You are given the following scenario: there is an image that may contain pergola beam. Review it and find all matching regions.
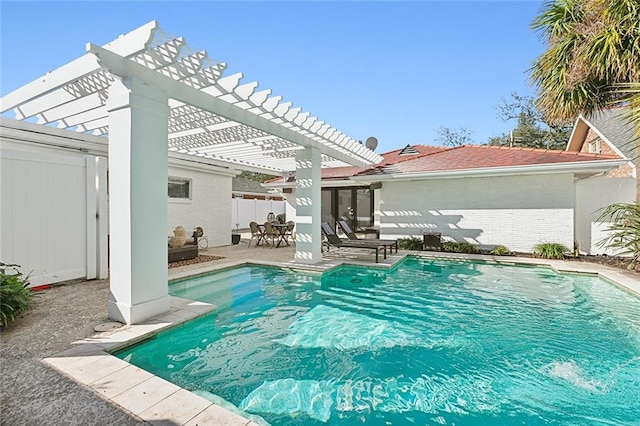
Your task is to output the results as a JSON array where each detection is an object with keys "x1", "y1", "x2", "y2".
[
  {"x1": 2, "y1": 22, "x2": 159, "y2": 115},
  {"x1": 87, "y1": 43, "x2": 378, "y2": 169},
  {"x1": 1, "y1": 55, "x2": 102, "y2": 115}
]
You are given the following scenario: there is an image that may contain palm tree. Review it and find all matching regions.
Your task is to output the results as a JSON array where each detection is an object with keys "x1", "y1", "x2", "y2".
[
  {"x1": 532, "y1": 1, "x2": 640, "y2": 264},
  {"x1": 530, "y1": 0, "x2": 640, "y2": 135}
]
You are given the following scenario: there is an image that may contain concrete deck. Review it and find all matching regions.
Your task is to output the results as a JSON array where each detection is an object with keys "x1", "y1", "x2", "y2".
[{"x1": 1, "y1": 239, "x2": 639, "y2": 425}]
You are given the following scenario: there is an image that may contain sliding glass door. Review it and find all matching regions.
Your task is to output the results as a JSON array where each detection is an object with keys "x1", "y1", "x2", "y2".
[{"x1": 320, "y1": 186, "x2": 373, "y2": 231}]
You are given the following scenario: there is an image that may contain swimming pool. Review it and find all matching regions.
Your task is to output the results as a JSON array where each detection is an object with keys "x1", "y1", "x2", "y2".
[{"x1": 116, "y1": 257, "x2": 640, "y2": 425}]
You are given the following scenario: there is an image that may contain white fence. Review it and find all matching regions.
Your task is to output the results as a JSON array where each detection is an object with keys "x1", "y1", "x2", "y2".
[
  {"x1": 1, "y1": 144, "x2": 108, "y2": 286},
  {"x1": 232, "y1": 198, "x2": 286, "y2": 229}
]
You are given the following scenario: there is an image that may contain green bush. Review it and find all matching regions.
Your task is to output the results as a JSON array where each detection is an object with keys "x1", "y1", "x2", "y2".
[
  {"x1": 397, "y1": 237, "x2": 423, "y2": 251},
  {"x1": 489, "y1": 245, "x2": 512, "y2": 256},
  {"x1": 441, "y1": 241, "x2": 481, "y2": 254},
  {"x1": 532, "y1": 243, "x2": 570, "y2": 259},
  {"x1": 1, "y1": 262, "x2": 34, "y2": 328},
  {"x1": 597, "y1": 202, "x2": 640, "y2": 268}
]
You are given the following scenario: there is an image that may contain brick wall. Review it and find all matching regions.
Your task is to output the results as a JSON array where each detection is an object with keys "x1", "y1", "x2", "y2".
[
  {"x1": 580, "y1": 129, "x2": 634, "y2": 178},
  {"x1": 378, "y1": 173, "x2": 575, "y2": 253}
]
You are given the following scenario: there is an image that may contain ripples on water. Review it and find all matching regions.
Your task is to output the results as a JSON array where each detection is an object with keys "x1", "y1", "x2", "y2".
[{"x1": 115, "y1": 258, "x2": 640, "y2": 425}]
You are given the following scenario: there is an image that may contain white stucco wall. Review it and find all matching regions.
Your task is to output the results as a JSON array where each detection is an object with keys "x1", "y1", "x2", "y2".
[
  {"x1": 575, "y1": 175, "x2": 635, "y2": 255},
  {"x1": 378, "y1": 173, "x2": 575, "y2": 253},
  {"x1": 168, "y1": 165, "x2": 232, "y2": 247},
  {"x1": 284, "y1": 189, "x2": 297, "y2": 223}
]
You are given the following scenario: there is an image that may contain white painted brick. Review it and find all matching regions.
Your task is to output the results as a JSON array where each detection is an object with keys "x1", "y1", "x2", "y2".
[
  {"x1": 168, "y1": 167, "x2": 232, "y2": 247},
  {"x1": 378, "y1": 174, "x2": 575, "y2": 253}
]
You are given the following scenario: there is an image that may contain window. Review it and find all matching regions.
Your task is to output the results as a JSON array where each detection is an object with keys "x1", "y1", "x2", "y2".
[
  {"x1": 588, "y1": 138, "x2": 602, "y2": 154},
  {"x1": 168, "y1": 177, "x2": 191, "y2": 199}
]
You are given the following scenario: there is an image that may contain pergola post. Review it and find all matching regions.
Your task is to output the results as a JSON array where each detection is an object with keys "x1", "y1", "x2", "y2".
[
  {"x1": 294, "y1": 146, "x2": 322, "y2": 263},
  {"x1": 106, "y1": 78, "x2": 170, "y2": 324}
]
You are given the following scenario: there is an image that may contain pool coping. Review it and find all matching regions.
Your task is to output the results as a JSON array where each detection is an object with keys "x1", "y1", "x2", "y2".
[{"x1": 42, "y1": 252, "x2": 640, "y2": 425}]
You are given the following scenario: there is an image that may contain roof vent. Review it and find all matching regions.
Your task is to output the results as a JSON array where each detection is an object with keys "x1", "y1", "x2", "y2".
[{"x1": 399, "y1": 145, "x2": 419, "y2": 155}]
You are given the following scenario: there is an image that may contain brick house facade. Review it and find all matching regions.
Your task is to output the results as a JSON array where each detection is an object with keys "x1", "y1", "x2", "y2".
[{"x1": 567, "y1": 108, "x2": 638, "y2": 200}]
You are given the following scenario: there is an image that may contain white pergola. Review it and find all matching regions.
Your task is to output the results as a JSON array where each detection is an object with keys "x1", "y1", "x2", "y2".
[{"x1": 0, "y1": 21, "x2": 382, "y2": 324}]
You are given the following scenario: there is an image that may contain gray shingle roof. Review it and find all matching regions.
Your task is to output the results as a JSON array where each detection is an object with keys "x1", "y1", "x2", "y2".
[
  {"x1": 587, "y1": 108, "x2": 638, "y2": 160},
  {"x1": 232, "y1": 177, "x2": 270, "y2": 194}
]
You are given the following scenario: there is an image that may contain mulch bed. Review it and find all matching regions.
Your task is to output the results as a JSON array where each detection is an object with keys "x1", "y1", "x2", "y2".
[
  {"x1": 565, "y1": 255, "x2": 639, "y2": 274},
  {"x1": 168, "y1": 254, "x2": 224, "y2": 268}
]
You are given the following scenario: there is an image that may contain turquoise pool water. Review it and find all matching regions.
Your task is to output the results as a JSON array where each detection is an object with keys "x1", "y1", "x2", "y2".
[{"x1": 116, "y1": 257, "x2": 640, "y2": 425}]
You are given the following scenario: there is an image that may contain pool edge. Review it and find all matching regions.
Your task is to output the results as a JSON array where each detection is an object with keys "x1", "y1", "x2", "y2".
[{"x1": 43, "y1": 252, "x2": 640, "y2": 426}]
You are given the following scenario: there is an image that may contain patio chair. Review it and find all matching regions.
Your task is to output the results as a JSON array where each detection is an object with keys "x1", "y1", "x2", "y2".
[
  {"x1": 321, "y1": 222, "x2": 387, "y2": 263},
  {"x1": 337, "y1": 220, "x2": 398, "y2": 254},
  {"x1": 263, "y1": 221, "x2": 280, "y2": 247},
  {"x1": 248, "y1": 221, "x2": 266, "y2": 247}
]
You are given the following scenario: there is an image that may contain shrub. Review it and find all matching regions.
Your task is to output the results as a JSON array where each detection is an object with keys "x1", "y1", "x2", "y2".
[
  {"x1": 489, "y1": 245, "x2": 512, "y2": 256},
  {"x1": 597, "y1": 202, "x2": 640, "y2": 268},
  {"x1": 441, "y1": 241, "x2": 481, "y2": 254},
  {"x1": 532, "y1": 243, "x2": 570, "y2": 259},
  {"x1": 398, "y1": 237, "x2": 422, "y2": 251},
  {"x1": 1, "y1": 263, "x2": 34, "y2": 328}
]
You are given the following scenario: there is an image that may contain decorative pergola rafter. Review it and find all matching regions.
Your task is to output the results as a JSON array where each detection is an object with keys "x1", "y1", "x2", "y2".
[{"x1": 0, "y1": 21, "x2": 381, "y2": 172}]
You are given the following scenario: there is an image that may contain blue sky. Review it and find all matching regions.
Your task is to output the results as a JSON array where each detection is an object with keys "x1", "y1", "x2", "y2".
[{"x1": 1, "y1": 1, "x2": 546, "y2": 154}]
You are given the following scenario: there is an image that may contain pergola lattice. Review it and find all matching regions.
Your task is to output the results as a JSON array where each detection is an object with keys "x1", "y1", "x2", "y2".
[{"x1": 0, "y1": 21, "x2": 382, "y2": 172}]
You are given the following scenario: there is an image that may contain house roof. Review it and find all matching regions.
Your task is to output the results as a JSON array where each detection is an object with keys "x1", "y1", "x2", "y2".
[
  {"x1": 319, "y1": 145, "x2": 447, "y2": 179},
  {"x1": 567, "y1": 108, "x2": 638, "y2": 160},
  {"x1": 359, "y1": 145, "x2": 621, "y2": 176},
  {"x1": 232, "y1": 177, "x2": 271, "y2": 194},
  {"x1": 264, "y1": 143, "x2": 621, "y2": 186},
  {"x1": 263, "y1": 144, "x2": 447, "y2": 183}
]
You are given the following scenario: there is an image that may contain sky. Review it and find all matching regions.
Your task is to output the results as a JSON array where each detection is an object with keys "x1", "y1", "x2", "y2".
[{"x1": 0, "y1": 1, "x2": 547, "y2": 154}]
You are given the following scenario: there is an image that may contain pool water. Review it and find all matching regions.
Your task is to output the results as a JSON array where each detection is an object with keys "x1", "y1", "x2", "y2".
[{"x1": 115, "y1": 257, "x2": 640, "y2": 425}]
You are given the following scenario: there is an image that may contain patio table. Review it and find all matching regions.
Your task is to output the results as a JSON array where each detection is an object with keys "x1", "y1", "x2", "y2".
[{"x1": 272, "y1": 223, "x2": 293, "y2": 247}]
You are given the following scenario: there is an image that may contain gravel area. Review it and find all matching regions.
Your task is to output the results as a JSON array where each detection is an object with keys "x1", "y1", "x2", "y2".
[{"x1": 0, "y1": 279, "x2": 146, "y2": 426}]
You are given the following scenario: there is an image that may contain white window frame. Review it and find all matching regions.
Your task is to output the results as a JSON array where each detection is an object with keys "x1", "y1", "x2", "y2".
[
  {"x1": 168, "y1": 177, "x2": 192, "y2": 203},
  {"x1": 588, "y1": 138, "x2": 602, "y2": 154}
]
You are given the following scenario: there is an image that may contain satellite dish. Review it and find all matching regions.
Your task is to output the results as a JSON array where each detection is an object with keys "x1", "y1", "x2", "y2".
[{"x1": 365, "y1": 136, "x2": 378, "y2": 151}]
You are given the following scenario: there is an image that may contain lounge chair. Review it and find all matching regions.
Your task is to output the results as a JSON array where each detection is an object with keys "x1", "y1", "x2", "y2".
[
  {"x1": 337, "y1": 220, "x2": 398, "y2": 254},
  {"x1": 321, "y1": 222, "x2": 387, "y2": 263}
]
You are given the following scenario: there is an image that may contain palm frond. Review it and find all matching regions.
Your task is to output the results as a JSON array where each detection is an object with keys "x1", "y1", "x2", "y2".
[{"x1": 597, "y1": 202, "x2": 640, "y2": 267}]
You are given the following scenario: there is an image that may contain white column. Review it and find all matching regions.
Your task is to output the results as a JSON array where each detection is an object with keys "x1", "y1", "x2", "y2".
[
  {"x1": 85, "y1": 156, "x2": 98, "y2": 280},
  {"x1": 106, "y1": 78, "x2": 170, "y2": 324},
  {"x1": 96, "y1": 156, "x2": 109, "y2": 279},
  {"x1": 84, "y1": 155, "x2": 109, "y2": 280},
  {"x1": 294, "y1": 147, "x2": 322, "y2": 263}
]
